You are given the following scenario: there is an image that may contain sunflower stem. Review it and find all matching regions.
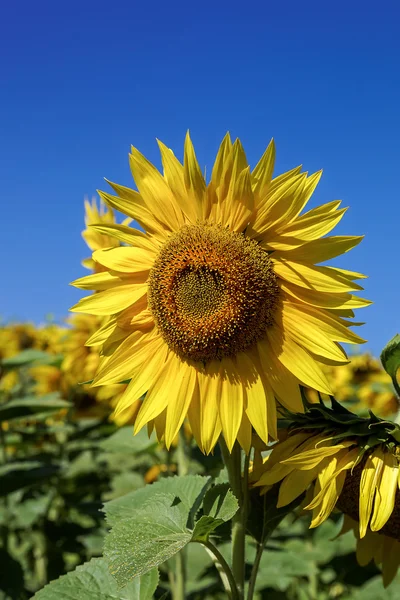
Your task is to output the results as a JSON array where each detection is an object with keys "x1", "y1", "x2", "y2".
[
  {"x1": 174, "y1": 550, "x2": 186, "y2": 600},
  {"x1": 219, "y1": 438, "x2": 247, "y2": 600},
  {"x1": 197, "y1": 539, "x2": 240, "y2": 600}
]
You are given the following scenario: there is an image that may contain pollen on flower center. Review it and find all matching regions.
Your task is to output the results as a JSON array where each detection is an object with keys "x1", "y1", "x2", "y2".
[{"x1": 148, "y1": 223, "x2": 280, "y2": 363}]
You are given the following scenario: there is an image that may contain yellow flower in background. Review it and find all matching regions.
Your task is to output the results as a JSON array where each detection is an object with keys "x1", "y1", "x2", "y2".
[
  {"x1": 81, "y1": 196, "x2": 126, "y2": 271},
  {"x1": 255, "y1": 399, "x2": 400, "y2": 586},
  {"x1": 70, "y1": 133, "x2": 369, "y2": 453},
  {"x1": 305, "y1": 353, "x2": 399, "y2": 417}
]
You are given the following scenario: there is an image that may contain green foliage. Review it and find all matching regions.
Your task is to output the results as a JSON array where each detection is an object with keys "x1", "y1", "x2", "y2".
[
  {"x1": 381, "y1": 333, "x2": 400, "y2": 395},
  {"x1": 2, "y1": 341, "x2": 400, "y2": 599},
  {"x1": 103, "y1": 476, "x2": 237, "y2": 586},
  {"x1": 0, "y1": 394, "x2": 72, "y2": 422},
  {"x1": 33, "y1": 558, "x2": 159, "y2": 599}
]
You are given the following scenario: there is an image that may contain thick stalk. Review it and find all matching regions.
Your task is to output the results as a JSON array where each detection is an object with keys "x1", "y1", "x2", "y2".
[{"x1": 219, "y1": 438, "x2": 247, "y2": 599}]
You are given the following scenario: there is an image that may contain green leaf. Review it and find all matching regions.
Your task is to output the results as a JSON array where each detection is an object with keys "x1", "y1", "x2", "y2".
[
  {"x1": 192, "y1": 484, "x2": 239, "y2": 542},
  {"x1": 381, "y1": 334, "x2": 400, "y2": 392},
  {"x1": 1, "y1": 349, "x2": 62, "y2": 371},
  {"x1": 103, "y1": 474, "x2": 211, "y2": 527},
  {"x1": 99, "y1": 427, "x2": 158, "y2": 455},
  {"x1": 0, "y1": 461, "x2": 59, "y2": 497},
  {"x1": 33, "y1": 558, "x2": 158, "y2": 599},
  {"x1": 351, "y1": 573, "x2": 400, "y2": 599},
  {"x1": 0, "y1": 394, "x2": 72, "y2": 422},
  {"x1": 255, "y1": 549, "x2": 317, "y2": 592},
  {"x1": 12, "y1": 492, "x2": 53, "y2": 527},
  {"x1": 104, "y1": 493, "x2": 192, "y2": 587},
  {"x1": 202, "y1": 483, "x2": 239, "y2": 521},
  {"x1": 247, "y1": 484, "x2": 305, "y2": 544}
]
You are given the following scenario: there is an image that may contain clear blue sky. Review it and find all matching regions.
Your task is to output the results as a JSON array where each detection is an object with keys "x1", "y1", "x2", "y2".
[{"x1": 1, "y1": 0, "x2": 399, "y2": 357}]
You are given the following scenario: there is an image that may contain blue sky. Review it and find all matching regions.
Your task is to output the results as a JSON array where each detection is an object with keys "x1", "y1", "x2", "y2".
[{"x1": 1, "y1": 0, "x2": 399, "y2": 356}]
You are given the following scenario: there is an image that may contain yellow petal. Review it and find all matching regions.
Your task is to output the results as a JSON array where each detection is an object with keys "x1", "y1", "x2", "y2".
[
  {"x1": 280, "y1": 280, "x2": 371, "y2": 311},
  {"x1": 370, "y1": 451, "x2": 398, "y2": 532},
  {"x1": 99, "y1": 187, "x2": 165, "y2": 236},
  {"x1": 134, "y1": 351, "x2": 181, "y2": 432},
  {"x1": 89, "y1": 223, "x2": 160, "y2": 253},
  {"x1": 310, "y1": 471, "x2": 346, "y2": 528},
  {"x1": 183, "y1": 131, "x2": 206, "y2": 218},
  {"x1": 359, "y1": 448, "x2": 385, "y2": 538},
  {"x1": 267, "y1": 326, "x2": 332, "y2": 395},
  {"x1": 255, "y1": 173, "x2": 307, "y2": 234},
  {"x1": 92, "y1": 329, "x2": 158, "y2": 387},
  {"x1": 281, "y1": 301, "x2": 366, "y2": 346},
  {"x1": 157, "y1": 139, "x2": 198, "y2": 223},
  {"x1": 113, "y1": 340, "x2": 168, "y2": 416},
  {"x1": 129, "y1": 145, "x2": 183, "y2": 230},
  {"x1": 272, "y1": 259, "x2": 364, "y2": 293},
  {"x1": 219, "y1": 358, "x2": 244, "y2": 452},
  {"x1": 251, "y1": 139, "x2": 275, "y2": 205},
  {"x1": 260, "y1": 203, "x2": 346, "y2": 250},
  {"x1": 236, "y1": 412, "x2": 253, "y2": 454},
  {"x1": 280, "y1": 302, "x2": 348, "y2": 364},
  {"x1": 257, "y1": 339, "x2": 303, "y2": 412},
  {"x1": 71, "y1": 271, "x2": 126, "y2": 291},
  {"x1": 188, "y1": 364, "x2": 222, "y2": 454},
  {"x1": 164, "y1": 360, "x2": 197, "y2": 448},
  {"x1": 237, "y1": 352, "x2": 269, "y2": 444},
  {"x1": 277, "y1": 235, "x2": 364, "y2": 263},
  {"x1": 277, "y1": 462, "x2": 325, "y2": 508},
  {"x1": 70, "y1": 284, "x2": 147, "y2": 316},
  {"x1": 93, "y1": 247, "x2": 154, "y2": 273}
]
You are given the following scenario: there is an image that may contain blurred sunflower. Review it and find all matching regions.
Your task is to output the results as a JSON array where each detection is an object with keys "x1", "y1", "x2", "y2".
[
  {"x1": 70, "y1": 133, "x2": 369, "y2": 453},
  {"x1": 255, "y1": 398, "x2": 400, "y2": 586},
  {"x1": 305, "y1": 352, "x2": 398, "y2": 417}
]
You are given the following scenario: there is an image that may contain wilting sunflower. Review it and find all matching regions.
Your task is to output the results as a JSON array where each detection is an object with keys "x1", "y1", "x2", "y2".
[
  {"x1": 255, "y1": 398, "x2": 400, "y2": 585},
  {"x1": 70, "y1": 133, "x2": 369, "y2": 453}
]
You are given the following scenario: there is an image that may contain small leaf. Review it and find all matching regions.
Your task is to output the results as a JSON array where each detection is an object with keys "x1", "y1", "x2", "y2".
[
  {"x1": 202, "y1": 483, "x2": 239, "y2": 521},
  {"x1": 381, "y1": 334, "x2": 400, "y2": 394},
  {"x1": 99, "y1": 427, "x2": 158, "y2": 455},
  {"x1": 104, "y1": 493, "x2": 192, "y2": 587},
  {"x1": 0, "y1": 394, "x2": 72, "y2": 422},
  {"x1": 192, "y1": 484, "x2": 239, "y2": 542},
  {"x1": 33, "y1": 557, "x2": 158, "y2": 599},
  {"x1": 0, "y1": 461, "x2": 60, "y2": 497}
]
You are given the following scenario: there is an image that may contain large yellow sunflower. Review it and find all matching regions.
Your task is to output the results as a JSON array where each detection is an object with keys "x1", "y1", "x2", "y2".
[
  {"x1": 254, "y1": 399, "x2": 400, "y2": 585},
  {"x1": 70, "y1": 133, "x2": 369, "y2": 453}
]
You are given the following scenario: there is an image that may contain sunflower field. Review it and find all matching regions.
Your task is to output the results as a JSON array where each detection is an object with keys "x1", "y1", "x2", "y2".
[{"x1": 1, "y1": 136, "x2": 400, "y2": 600}]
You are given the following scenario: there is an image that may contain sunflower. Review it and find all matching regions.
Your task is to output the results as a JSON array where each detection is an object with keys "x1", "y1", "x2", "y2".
[
  {"x1": 70, "y1": 133, "x2": 369, "y2": 453},
  {"x1": 255, "y1": 398, "x2": 400, "y2": 585}
]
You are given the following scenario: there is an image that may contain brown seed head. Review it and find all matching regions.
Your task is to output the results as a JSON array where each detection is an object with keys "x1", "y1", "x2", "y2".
[{"x1": 148, "y1": 223, "x2": 279, "y2": 363}]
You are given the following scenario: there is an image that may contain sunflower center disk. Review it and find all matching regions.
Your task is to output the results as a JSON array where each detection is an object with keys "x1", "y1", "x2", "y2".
[{"x1": 148, "y1": 223, "x2": 280, "y2": 363}]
